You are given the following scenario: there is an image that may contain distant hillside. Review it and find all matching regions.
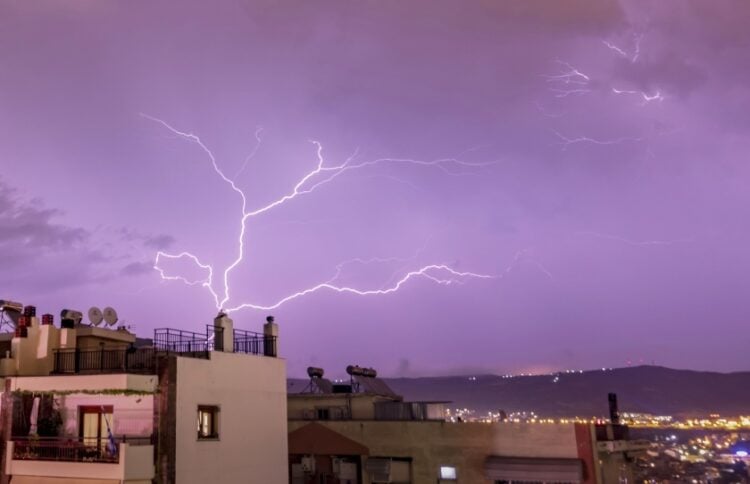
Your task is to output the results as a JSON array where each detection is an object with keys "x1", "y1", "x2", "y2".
[{"x1": 289, "y1": 366, "x2": 750, "y2": 418}]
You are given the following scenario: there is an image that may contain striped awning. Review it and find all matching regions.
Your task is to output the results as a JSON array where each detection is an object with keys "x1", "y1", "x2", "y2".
[{"x1": 484, "y1": 456, "x2": 584, "y2": 483}]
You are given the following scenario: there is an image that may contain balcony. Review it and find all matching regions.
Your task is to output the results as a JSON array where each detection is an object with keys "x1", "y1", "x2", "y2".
[
  {"x1": 52, "y1": 326, "x2": 277, "y2": 375},
  {"x1": 53, "y1": 347, "x2": 159, "y2": 375},
  {"x1": 6, "y1": 437, "x2": 154, "y2": 482}
]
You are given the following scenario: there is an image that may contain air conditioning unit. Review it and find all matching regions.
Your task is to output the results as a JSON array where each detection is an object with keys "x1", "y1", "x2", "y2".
[{"x1": 301, "y1": 456, "x2": 315, "y2": 473}]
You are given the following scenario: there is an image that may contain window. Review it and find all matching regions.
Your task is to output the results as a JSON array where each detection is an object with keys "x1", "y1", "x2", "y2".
[
  {"x1": 79, "y1": 405, "x2": 114, "y2": 452},
  {"x1": 440, "y1": 466, "x2": 457, "y2": 480},
  {"x1": 197, "y1": 405, "x2": 219, "y2": 439}
]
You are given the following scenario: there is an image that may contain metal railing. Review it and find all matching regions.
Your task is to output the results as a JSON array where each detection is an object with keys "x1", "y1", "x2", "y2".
[
  {"x1": 12, "y1": 435, "x2": 152, "y2": 463},
  {"x1": 233, "y1": 328, "x2": 276, "y2": 357},
  {"x1": 153, "y1": 325, "x2": 221, "y2": 355},
  {"x1": 53, "y1": 347, "x2": 157, "y2": 374},
  {"x1": 52, "y1": 324, "x2": 275, "y2": 374}
]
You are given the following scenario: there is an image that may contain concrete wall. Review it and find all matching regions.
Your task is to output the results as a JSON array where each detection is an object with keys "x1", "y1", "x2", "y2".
[
  {"x1": 56, "y1": 393, "x2": 154, "y2": 438},
  {"x1": 5, "y1": 442, "x2": 154, "y2": 483},
  {"x1": 0, "y1": 320, "x2": 137, "y2": 378},
  {"x1": 174, "y1": 351, "x2": 288, "y2": 484},
  {"x1": 5, "y1": 374, "x2": 157, "y2": 439},
  {"x1": 288, "y1": 394, "x2": 396, "y2": 420},
  {"x1": 288, "y1": 420, "x2": 580, "y2": 484}
]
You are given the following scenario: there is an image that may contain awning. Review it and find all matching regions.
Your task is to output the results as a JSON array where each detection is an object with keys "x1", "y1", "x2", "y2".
[{"x1": 485, "y1": 456, "x2": 584, "y2": 483}]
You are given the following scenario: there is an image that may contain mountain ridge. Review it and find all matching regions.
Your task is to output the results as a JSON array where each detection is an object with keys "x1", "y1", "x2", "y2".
[{"x1": 289, "y1": 366, "x2": 750, "y2": 417}]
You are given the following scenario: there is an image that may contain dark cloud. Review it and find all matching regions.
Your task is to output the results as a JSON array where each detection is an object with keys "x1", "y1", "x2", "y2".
[
  {"x1": 0, "y1": 182, "x2": 88, "y2": 252},
  {"x1": 117, "y1": 228, "x2": 175, "y2": 250},
  {"x1": 120, "y1": 261, "x2": 154, "y2": 277}
]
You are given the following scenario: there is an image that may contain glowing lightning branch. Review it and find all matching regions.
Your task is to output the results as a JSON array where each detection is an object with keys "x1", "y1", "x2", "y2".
[
  {"x1": 543, "y1": 61, "x2": 592, "y2": 99},
  {"x1": 145, "y1": 114, "x2": 495, "y2": 313},
  {"x1": 225, "y1": 265, "x2": 494, "y2": 312},
  {"x1": 544, "y1": 61, "x2": 590, "y2": 85},
  {"x1": 552, "y1": 130, "x2": 642, "y2": 151},
  {"x1": 612, "y1": 88, "x2": 664, "y2": 104},
  {"x1": 603, "y1": 34, "x2": 643, "y2": 63}
]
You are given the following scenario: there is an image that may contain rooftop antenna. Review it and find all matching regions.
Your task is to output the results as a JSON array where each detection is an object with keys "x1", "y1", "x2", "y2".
[
  {"x1": 88, "y1": 307, "x2": 104, "y2": 326},
  {"x1": 103, "y1": 307, "x2": 118, "y2": 327}
]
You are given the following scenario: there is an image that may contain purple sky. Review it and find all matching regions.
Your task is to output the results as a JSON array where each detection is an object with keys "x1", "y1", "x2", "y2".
[{"x1": 2, "y1": 0, "x2": 749, "y2": 377}]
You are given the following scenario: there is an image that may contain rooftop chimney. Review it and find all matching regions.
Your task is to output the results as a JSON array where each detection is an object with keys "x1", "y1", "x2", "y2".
[
  {"x1": 213, "y1": 312, "x2": 234, "y2": 352},
  {"x1": 263, "y1": 315, "x2": 278, "y2": 357}
]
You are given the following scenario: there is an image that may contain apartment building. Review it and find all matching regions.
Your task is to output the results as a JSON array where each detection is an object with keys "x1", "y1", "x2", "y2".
[
  {"x1": 0, "y1": 301, "x2": 288, "y2": 484},
  {"x1": 287, "y1": 366, "x2": 648, "y2": 484}
]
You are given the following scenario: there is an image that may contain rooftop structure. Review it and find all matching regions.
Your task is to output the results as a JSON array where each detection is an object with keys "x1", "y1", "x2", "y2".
[
  {"x1": 0, "y1": 301, "x2": 288, "y2": 484},
  {"x1": 287, "y1": 367, "x2": 649, "y2": 484}
]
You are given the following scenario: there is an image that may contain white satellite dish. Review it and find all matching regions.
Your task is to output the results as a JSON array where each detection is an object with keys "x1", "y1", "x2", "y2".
[
  {"x1": 103, "y1": 307, "x2": 118, "y2": 327},
  {"x1": 88, "y1": 307, "x2": 104, "y2": 326}
]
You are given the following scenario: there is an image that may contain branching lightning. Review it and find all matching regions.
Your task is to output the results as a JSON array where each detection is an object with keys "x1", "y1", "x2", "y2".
[
  {"x1": 543, "y1": 61, "x2": 593, "y2": 99},
  {"x1": 603, "y1": 33, "x2": 643, "y2": 63},
  {"x1": 552, "y1": 130, "x2": 642, "y2": 151},
  {"x1": 145, "y1": 114, "x2": 496, "y2": 313},
  {"x1": 612, "y1": 87, "x2": 664, "y2": 104}
]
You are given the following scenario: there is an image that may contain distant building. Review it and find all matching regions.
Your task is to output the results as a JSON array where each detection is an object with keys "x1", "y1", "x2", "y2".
[
  {"x1": 0, "y1": 302, "x2": 288, "y2": 484},
  {"x1": 287, "y1": 366, "x2": 648, "y2": 484}
]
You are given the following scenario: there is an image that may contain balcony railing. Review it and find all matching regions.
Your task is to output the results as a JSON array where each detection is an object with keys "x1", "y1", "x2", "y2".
[
  {"x1": 233, "y1": 328, "x2": 277, "y2": 357},
  {"x1": 153, "y1": 325, "x2": 221, "y2": 354},
  {"x1": 12, "y1": 436, "x2": 152, "y2": 463},
  {"x1": 52, "y1": 324, "x2": 276, "y2": 374},
  {"x1": 53, "y1": 347, "x2": 158, "y2": 374}
]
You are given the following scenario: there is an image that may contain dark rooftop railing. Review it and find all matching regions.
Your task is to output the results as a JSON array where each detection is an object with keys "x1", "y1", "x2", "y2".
[
  {"x1": 153, "y1": 325, "x2": 220, "y2": 355},
  {"x1": 233, "y1": 328, "x2": 277, "y2": 357},
  {"x1": 53, "y1": 347, "x2": 157, "y2": 375},
  {"x1": 53, "y1": 324, "x2": 275, "y2": 374},
  {"x1": 12, "y1": 435, "x2": 152, "y2": 463}
]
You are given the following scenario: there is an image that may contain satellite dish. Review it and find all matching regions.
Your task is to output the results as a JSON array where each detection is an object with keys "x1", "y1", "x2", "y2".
[
  {"x1": 88, "y1": 307, "x2": 104, "y2": 326},
  {"x1": 103, "y1": 307, "x2": 118, "y2": 326}
]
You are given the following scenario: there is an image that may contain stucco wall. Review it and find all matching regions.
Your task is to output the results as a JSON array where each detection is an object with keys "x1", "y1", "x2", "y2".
[
  {"x1": 288, "y1": 420, "x2": 579, "y2": 484},
  {"x1": 175, "y1": 352, "x2": 288, "y2": 484},
  {"x1": 6, "y1": 374, "x2": 157, "y2": 439},
  {"x1": 6, "y1": 442, "x2": 153, "y2": 483}
]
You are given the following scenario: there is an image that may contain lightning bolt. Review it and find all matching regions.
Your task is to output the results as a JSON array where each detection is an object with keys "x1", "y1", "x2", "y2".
[
  {"x1": 144, "y1": 114, "x2": 495, "y2": 313},
  {"x1": 603, "y1": 34, "x2": 643, "y2": 63},
  {"x1": 552, "y1": 130, "x2": 642, "y2": 151},
  {"x1": 544, "y1": 60, "x2": 591, "y2": 85},
  {"x1": 612, "y1": 88, "x2": 664, "y2": 104}
]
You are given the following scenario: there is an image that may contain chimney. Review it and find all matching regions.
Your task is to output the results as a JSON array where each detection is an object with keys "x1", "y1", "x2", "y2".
[
  {"x1": 263, "y1": 315, "x2": 278, "y2": 357},
  {"x1": 213, "y1": 313, "x2": 234, "y2": 352}
]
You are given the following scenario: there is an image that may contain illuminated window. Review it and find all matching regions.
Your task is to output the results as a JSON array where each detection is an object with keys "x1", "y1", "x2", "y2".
[
  {"x1": 197, "y1": 405, "x2": 219, "y2": 439},
  {"x1": 439, "y1": 466, "x2": 457, "y2": 480}
]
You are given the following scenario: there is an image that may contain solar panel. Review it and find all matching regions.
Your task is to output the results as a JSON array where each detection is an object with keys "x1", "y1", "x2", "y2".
[
  {"x1": 312, "y1": 378, "x2": 334, "y2": 394},
  {"x1": 354, "y1": 375, "x2": 397, "y2": 397}
]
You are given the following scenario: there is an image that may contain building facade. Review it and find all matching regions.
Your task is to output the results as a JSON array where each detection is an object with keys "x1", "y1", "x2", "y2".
[
  {"x1": 287, "y1": 367, "x2": 647, "y2": 484},
  {"x1": 0, "y1": 302, "x2": 288, "y2": 484}
]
